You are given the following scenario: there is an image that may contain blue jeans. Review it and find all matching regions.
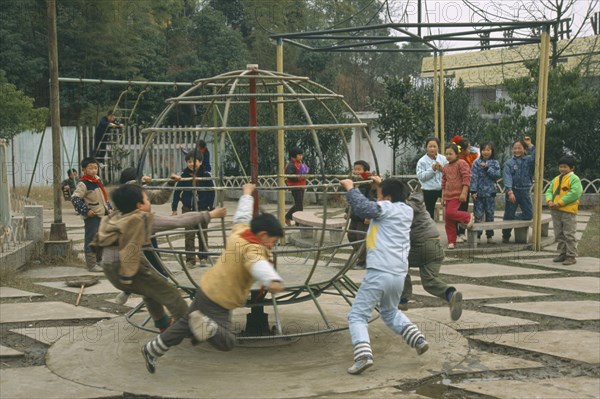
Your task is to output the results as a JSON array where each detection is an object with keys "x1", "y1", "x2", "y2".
[
  {"x1": 348, "y1": 269, "x2": 412, "y2": 345},
  {"x1": 474, "y1": 196, "x2": 495, "y2": 238},
  {"x1": 502, "y1": 188, "x2": 533, "y2": 239}
]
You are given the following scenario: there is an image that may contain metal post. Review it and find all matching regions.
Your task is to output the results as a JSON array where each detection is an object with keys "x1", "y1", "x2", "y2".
[
  {"x1": 532, "y1": 29, "x2": 551, "y2": 251},
  {"x1": 417, "y1": 0, "x2": 422, "y2": 37},
  {"x1": 47, "y1": 0, "x2": 67, "y2": 242},
  {"x1": 433, "y1": 52, "x2": 439, "y2": 139},
  {"x1": 248, "y1": 65, "x2": 259, "y2": 215},
  {"x1": 439, "y1": 52, "x2": 445, "y2": 150},
  {"x1": 277, "y1": 39, "x2": 286, "y2": 227}
]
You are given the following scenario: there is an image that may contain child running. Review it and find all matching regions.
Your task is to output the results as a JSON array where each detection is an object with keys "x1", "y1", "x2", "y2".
[
  {"x1": 141, "y1": 183, "x2": 285, "y2": 374},
  {"x1": 545, "y1": 155, "x2": 583, "y2": 265},
  {"x1": 470, "y1": 142, "x2": 501, "y2": 243},
  {"x1": 442, "y1": 144, "x2": 474, "y2": 249},
  {"x1": 502, "y1": 137, "x2": 535, "y2": 243},
  {"x1": 341, "y1": 176, "x2": 429, "y2": 375}
]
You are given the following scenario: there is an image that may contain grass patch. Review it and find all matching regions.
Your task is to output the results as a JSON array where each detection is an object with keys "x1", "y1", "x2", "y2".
[{"x1": 578, "y1": 205, "x2": 600, "y2": 258}]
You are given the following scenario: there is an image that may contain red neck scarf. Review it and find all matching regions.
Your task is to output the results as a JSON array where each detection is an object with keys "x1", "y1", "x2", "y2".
[
  {"x1": 240, "y1": 229, "x2": 262, "y2": 245},
  {"x1": 359, "y1": 171, "x2": 372, "y2": 181},
  {"x1": 79, "y1": 174, "x2": 108, "y2": 201}
]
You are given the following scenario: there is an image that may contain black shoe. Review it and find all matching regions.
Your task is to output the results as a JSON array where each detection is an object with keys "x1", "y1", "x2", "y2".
[
  {"x1": 141, "y1": 345, "x2": 157, "y2": 374},
  {"x1": 553, "y1": 254, "x2": 567, "y2": 263}
]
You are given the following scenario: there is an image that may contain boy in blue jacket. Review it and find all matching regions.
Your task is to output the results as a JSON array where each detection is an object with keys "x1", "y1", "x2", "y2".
[{"x1": 172, "y1": 150, "x2": 215, "y2": 267}]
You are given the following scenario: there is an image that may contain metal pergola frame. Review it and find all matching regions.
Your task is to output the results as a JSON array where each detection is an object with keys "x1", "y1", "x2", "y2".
[{"x1": 271, "y1": 19, "x2": 564, "y2": 251}]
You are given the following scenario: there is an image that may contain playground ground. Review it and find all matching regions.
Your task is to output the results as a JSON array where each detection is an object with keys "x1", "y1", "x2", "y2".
[{"x1": 0, "y1": 198, "x2": 599, "y2": 398}]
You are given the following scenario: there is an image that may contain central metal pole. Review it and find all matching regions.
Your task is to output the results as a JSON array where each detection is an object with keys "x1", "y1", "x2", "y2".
[{"x1": 248, "y1": 65, "x2": 259, "y2": 215}]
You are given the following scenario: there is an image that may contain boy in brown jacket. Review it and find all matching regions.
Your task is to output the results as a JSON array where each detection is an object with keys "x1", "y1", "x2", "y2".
[
  {"x1": 141, "y1": 183, "x2": 285, "y2": 373},
  {"x1": 93, "y1": 184, "x2": 226, "y2": 331}
]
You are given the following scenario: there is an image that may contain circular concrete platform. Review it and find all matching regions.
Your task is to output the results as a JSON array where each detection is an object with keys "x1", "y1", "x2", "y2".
[{"x1": 46, "y1": 297, "x2": 468, "y2": 398}]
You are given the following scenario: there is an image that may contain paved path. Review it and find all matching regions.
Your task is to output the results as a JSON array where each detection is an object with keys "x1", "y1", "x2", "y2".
[{"x1": 1, "y1": 205, "x2": 598, "y2": 398}]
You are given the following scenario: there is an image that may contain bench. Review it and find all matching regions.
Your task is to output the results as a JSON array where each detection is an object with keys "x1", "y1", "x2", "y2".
[
  {"x1": 459, "y1": 215, "x2": 552, "y2": 247},
  {"x1": 292, "y1": 211, "x2": 347, "y2": 242}
]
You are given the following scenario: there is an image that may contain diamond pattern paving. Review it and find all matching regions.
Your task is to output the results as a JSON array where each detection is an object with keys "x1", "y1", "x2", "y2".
[
  {"x1": 451, "y1": 376, "x2": 600, "y2": 398},
  {"x1": 440, "y1": 262, "x2": 558, "y2": 278},
  {"x1": 411, "y1": 283, "x2": 548, "y2": 300},
  {"x1": 516, "y1": 256, "x2": 600, "y2": 273},
  {"x1": 406, "y1": 307, "x2": 537, "y2": 331},
  {"x1": 486, "y1": 300, "x2": 600, "y2": 321},
  {"x1": 0, "y1": 287, "x2": 43, "y2": 299},
  {"x1": 470, "y1": 329, "x2": 600, "y2": 364},
  {"x1": 0, "y1": 302, "x2": 114, "y2": 323},
  {"x1": 504, "y1": 277, "x2": 600, "y2": 294}
]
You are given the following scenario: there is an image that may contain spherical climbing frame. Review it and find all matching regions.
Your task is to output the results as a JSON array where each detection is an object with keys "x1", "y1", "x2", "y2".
[{"x1": 128, "y1": 66, "x2": 381, "y2": 340}]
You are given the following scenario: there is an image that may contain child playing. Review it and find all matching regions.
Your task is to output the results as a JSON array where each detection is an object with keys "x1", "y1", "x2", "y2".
[
  {"x1": 442, "y1": 144, "x2": 474, "y2": 249},
  {"x1": 141, "y1": 183, "x2": 285, "y2": 374},
  {"x1": 544, "y1": 155, "x2": 583, "y2": 265},
  {"x1": 284, "y1": 146, "x2": 309, "y2": 226},
  {"x1": 470, "y1": 142, "x2": 501, "y2": 243},
  {"x1": 93, "y1": 184, "x2": 226, "y2": 331},
  {"x1": 340, "y1": 176, "x2": 429, "y2": 375},
  {"x1": 399, "y1": 192, "x2": 463, "y2": 321},
  {"x1": 172, "y1": 150, "x2": 216, "y2": 267},
  {"x1": 502, "y1": 137, "x2": 535, "y2": 243},
  {"x1": 71, "y1": 157, "x2": 111, "y2": 272},
  {"x1": 347, "y1": 160, "x2": 374, "y2": 269},
  {"x1": 178, "y1": 139, "x2": 211, "y2": 172},
  {"x1": 61, "y1": 168, "x2": 79, "y2": 200},
  {"x1": 452, "y1": 136, "x2": 479, "y2": 242},
  {"x1": 416, "y1": 137, "x2": 447, "y2": 219}
]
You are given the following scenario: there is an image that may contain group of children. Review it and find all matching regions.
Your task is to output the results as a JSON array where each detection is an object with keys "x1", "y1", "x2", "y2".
[
  {"x1": 66, "y1": 134, "x2": 583, "y2": 377},
  {"x1": 417, "y1": 135, "x2": 583, "y2": 264}
]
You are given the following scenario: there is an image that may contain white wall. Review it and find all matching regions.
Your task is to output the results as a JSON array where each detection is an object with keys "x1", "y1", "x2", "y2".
[
  {"x1": 6, "y1": 127, "x2": 79, "y2": 187},
  {"x1": 348, "y1": 111, "x2": 394, "y2": 176}
]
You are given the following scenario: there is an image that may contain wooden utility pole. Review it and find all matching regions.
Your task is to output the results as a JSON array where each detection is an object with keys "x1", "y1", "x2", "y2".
[{"x1": 47, "y1": 0, "x2": 67, "y2": 242}]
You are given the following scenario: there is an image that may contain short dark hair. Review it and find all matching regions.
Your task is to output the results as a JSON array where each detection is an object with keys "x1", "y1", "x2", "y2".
[
  {"x1": 119, "y1": 167, "x2": 139, "y2": 184},
  {"x1": 445, "y1": 143, "x2": 460, "y2": 156},
  {"x1": 197, "y1": 139, "x2": 207, "y2": 149},
  {"x1": 111, "y1": 184, "x2": 145, "y2": 214},
  {"x1": 81, "y1": 157, "x2": 99, "y2": 169},
  {"x1": 512, "y1": 139, "x2": 528, "y2": 150},
  {"x1": 250, "y1": 213, "x2": 284, "y2": 238},
  {"x1": 67, "y1": 168, "x2": 78, "y2": 176},
  {"x1": 558, "y1": 155, "x2": 576, "y2": 168},
  {"x1": 425, "y1": 137, "x2": 440, "y2": 148},
  {"x1": 289, "y1": 146, "x2": 303, "y2": 159},
  {"x1": 379, "y1": 178, "x2": 410, "y2": 203},
  {"x1": 353, "y1": 160, "x2": 370, "y2": 172},
  {"x1": 458, "y1": 137, "x2": 470, "y2": 149},
  {"x1": 481, "y1": 142, "x2": 496, "y2": 159},
  {"x1": 185, "y1": 150, "x2": 204, "y2": 163}
]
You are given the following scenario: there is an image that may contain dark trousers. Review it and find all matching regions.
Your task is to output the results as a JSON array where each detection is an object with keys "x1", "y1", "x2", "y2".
[
  {"x1": 502, "y1": 189, "x2": 533, "y2": 239},
  {"x1": 474, "y1": 196, "x2": 496, "y2": 238},
  {"x1": 182, "y1": 206, "x2": 209, "y2": 263},
  {"x1": 160, "y1": 287, "x2": 235, "y2": 352},
  {"x1": 285, "y1": 188, "x2": 305, "y2": 221},
  {"x1": 422, "y1": 189, "x2": 442, "y2": 220},
  {"x1": 402, "y1": 239, "x2": 452, "y2": 302},
  {"x1": 84, "y1": 216, "x2": 102, "y2": 261},
  {"x1": 347, "y1": 219, "x2": 369, "y2": 264},
  {"x1": 103, "y1": 257, "x2": 188, "y2": 322},
  {"x1": 143, "y1": 237, "x2": 168, "y2": 277}
]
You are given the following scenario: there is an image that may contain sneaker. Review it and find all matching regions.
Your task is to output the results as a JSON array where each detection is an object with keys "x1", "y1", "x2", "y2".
[
  {"x1": 502, "y1": 237, "x2": 510, "y2": 244},
  {"x1": 415, "y1": 338, "x2": 429, "y2": 355},
  {"x1": 449, "y1": 291, "x2": 463, "y2": 321},
  {"x1": 198, "y1": 259, "x2": 209, "y2": 267},
  {"x1": 185, "y1": 260, "x2": 196, "y2": 268},
  {"x1": 347, "y1": 356, "x2": 373, "y2": 375},
  {"x1": 553, "y1": 254, "x2": 567, "y2": 263},
  {"x1": 458, "y1": 234, "x2": 467, "y2": 242},
  {"x1": 285, "y1": 218, "x2": 292, "y2": 226},
  {"x1": 447, "y1": 243, "x2": 455, "y2": 250},
  {"x1": 89, "y1": 264, "x2": 103, "y2": 273},
  {"x1": 398, "y1": 299, "x2": 409, "y2": 311},
  {"x1": 189, "y1": 310, "x2": 218, "y2": 342},
  {"x1": 466, "y1": 214, "x2": 475, "y2": 229},
  {"x1": 141, "y1": 345, "x2": 157, "y2": 374},
  {"x1": 562, "y1": 256, "x2": 577, "y2": 265},
  {"x1": 487, "y1": 237, "x2": 495, "y2": 244},
  {"x1": 456, "y1": 235, "x2": 465, "y2": 243},
  {"x1": 115, "y1": 291, "x2": 131, "y2": 305}
]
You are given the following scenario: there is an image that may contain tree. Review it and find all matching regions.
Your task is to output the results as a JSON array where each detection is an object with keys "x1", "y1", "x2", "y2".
[
  {"x1": 370, "y1": 76, "x2": 432, "y2": 174},
  {"x1": 483, "y1": 62, "x2": 600, "y2": 178},
  {"x1": 0, "y1": 72, "x2": 48, "y2": 140}
]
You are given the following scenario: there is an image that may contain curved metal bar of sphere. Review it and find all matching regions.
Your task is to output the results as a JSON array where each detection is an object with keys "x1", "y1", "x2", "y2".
[{"x1": 133, "y1": 68, "x2": 380, "y2": 339}]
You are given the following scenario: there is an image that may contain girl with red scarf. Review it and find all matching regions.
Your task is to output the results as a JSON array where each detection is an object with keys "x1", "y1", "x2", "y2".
[{"x1": 284, "y1": 146, "x2": 309, "y2": 226}]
